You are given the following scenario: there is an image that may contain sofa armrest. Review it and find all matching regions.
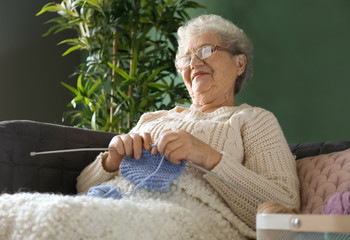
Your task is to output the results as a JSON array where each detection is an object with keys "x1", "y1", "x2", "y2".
[{"x1": 0, "y1": 120, "x2": 115, "y2": 195}]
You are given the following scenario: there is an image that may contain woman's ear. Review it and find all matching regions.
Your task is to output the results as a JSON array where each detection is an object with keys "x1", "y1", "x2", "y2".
[{"x1": 236, "y1": 54, "x2": 247, "y2": 76}]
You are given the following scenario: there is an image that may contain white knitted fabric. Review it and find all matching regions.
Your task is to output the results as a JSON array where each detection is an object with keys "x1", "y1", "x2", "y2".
[{"x1": 0, "y1": 166, "x2": 255, "y2": 240}]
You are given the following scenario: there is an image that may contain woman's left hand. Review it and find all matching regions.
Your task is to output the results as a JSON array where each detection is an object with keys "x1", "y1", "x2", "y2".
[{"x1": 152, "y1": 130, "x2": 222, "y2": 170}]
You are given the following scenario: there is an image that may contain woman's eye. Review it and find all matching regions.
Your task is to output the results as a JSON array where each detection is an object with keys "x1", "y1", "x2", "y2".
[
  {"x1": 200, "y1": 46, "x2": 212, "y2": 59},
  {"x1": 184, "y1": 56, "x2": 191, "y2": 64}
]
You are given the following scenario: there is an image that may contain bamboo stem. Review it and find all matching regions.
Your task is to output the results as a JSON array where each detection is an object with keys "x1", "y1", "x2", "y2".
[
  {"x1": 110, "y1": 31, "x2": 118, "y2": 132},
  {"x1": 120, "y1": 112, "x2": 123, "y2": 133},
  {"x1": 128, "y1": 85, "x2": 133, "y2": 129},
  {"x1": 128, "y1": 35, "x2": 134, "y2": 129}
]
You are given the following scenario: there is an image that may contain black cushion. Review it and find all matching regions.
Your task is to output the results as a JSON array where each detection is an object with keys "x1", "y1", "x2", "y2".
[
  {"x1": 289, "y1": 141, "x2": 350, "y2": 159},
  {"x1": 0, "y1": 120, "x2": 115, "y2": 194}
]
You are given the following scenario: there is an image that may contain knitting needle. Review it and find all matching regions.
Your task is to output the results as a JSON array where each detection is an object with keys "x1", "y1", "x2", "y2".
[
  {"x1": 29, "y1": 144, "x2": 162, "y2": 156},
  {"x1": 29, "y1": 146, "x2": 266, "y2": 201},
  {"x1": 30, "y1": 148, "x2": 115, "y2": 156},
  {"x1": 30, "y1": 144, "x2": 161, "y2": 156}
]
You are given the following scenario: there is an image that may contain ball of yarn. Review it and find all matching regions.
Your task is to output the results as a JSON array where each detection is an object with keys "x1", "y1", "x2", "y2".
[
  {"x1": 257, "y1": 201, "x2": 300, "y2": 214},
  {"x1": 87, "y1": 185, "x2": 123, "y2": 200},
  {"x1": 120, "y1": 150, "x2": 186, "y2": 191},
  {"x1": 323, "y1": 192, "x2": 350, "y2": 215}
]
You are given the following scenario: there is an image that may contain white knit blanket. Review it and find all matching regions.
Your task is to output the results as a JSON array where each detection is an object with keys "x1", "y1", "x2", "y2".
[{"x1": 0, "y1": 167, "x2": 256, "y2": 240}]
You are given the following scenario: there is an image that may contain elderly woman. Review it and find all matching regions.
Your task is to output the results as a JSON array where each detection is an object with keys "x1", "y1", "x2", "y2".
[{"x1": 76, "y1": 14, "x2": 299, "y2": 239}]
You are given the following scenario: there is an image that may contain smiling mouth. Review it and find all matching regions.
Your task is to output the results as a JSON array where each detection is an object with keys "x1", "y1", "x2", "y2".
[{"x1": 191, "y1": 72, "x2": 209, "y2": 81}]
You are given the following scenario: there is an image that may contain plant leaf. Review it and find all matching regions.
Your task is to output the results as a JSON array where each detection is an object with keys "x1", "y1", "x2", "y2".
[
  {"x1": 117, "y1": 89, "x2": 129, "y2": 101},
  {"x1": 147, "y1": 82, "x2": 167, "y2": 89},
  {"x1": 83, "y1": 0, "x2": 100, "y2": 8},
  {"x1": 77, "y1": 74, "x2": 84, "y2": 93},
  {"x1": 88, "y1": 82, "x2": 100, "y2": 96},
  {"x1": 107, "y1": 62, "x2": 131, "y2": 80},
  {"x1": 146, "y1": 65, "x2": 168, "y2": 81},
  {"x1": 91, "y1": 112, "x2": 97, "y2": 130},
  {"x1": 61, "y1": 81, "x2": 78, "y2": 95},
  {"x1": 62, "y1": 45, "x2": 81, "y2": 56},
  {"x1": 36, "y1": 3, "x2": 62, "y2": 16},
  {"x1": 58, "y1": 38, "x2": 81, "y2": 46}
]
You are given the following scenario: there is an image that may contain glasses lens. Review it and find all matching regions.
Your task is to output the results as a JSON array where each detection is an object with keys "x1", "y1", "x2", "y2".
[
  {"x1": 176, "y1": 56, "x2": 191, "y2": 69},
  {"x1": 176, "y1": 45, "x2": 216, "y2": 69},
  {"x1": 198, "y1": 45, "x2": 213, "y2": 59}
]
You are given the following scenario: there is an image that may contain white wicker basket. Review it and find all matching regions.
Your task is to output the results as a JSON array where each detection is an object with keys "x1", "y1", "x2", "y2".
[{"x1": 256, "y1": 214, "x2": 350, "y2": 240}]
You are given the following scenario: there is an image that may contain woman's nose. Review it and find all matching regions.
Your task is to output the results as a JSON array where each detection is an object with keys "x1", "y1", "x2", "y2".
[{"x1": 190, "y1": 55, "x2": 204, "y2": 69}]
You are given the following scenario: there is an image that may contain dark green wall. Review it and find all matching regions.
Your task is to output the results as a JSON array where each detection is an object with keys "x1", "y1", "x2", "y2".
[
  {"x1": 189, "y1": 0, "x2": 350, "y2": 143},
  {"x1": 0, "y1": 0, "x2": 80, "y2": 124},
  {"x1": 1, "y1": 0, "x2": 349, "y2": 143}
]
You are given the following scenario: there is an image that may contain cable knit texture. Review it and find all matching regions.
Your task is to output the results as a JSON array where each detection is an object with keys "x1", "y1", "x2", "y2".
[{"x1": 0, "y1": 104, "x2": 299, "y2": 240}]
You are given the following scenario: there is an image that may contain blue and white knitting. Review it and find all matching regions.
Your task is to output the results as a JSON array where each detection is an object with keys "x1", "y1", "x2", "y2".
[
  {"x1": 87, "y1": 150, "x2": 186, "y2": 200},
  {"x1": 30, "y1": 147, "x2": 265, "y2": 202}
]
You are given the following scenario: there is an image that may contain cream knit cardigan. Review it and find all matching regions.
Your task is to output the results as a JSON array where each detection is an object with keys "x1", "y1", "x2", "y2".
[{"x1": 77, "y1": 104, "x2": 300, "y2": 232}]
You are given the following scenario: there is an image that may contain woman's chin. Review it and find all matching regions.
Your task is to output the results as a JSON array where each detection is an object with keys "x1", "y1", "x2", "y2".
[{"x1": 191, "y1": 80, "x2": 213, "y2": 94}]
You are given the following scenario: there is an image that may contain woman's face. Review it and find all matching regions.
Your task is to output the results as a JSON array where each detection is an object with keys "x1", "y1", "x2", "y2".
[{"x1": 180, "y1": 32, "x2": 246, "y2": 106}]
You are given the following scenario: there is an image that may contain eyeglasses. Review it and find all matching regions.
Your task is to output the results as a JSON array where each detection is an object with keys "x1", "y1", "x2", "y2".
[{"x1": 175, "y1": 45, "x2": 230, "y2": 70}]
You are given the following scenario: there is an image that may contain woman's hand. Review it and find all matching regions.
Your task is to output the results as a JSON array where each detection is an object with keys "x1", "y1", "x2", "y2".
[
  {"x1": 153, "y1": 130, "x2": 222, "y2": 170},
  {"x1": 103, "y1": 132, "x2": 153, "y2": 172}
]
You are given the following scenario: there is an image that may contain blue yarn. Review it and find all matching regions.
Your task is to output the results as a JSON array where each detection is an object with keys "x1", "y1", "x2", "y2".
[
  {"x1": 87, "y1": 150, "x2": 186, "y2": 200},
  {"x1": 87, "y1": 185, "x2": 123, "y2": 200},
  {"x1": 120, "y1": 150, "x2": 186, "y2": 192}
]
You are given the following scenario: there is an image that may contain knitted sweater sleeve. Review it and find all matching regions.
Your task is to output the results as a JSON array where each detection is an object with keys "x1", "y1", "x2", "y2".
[
  {"x1": 205, "y1": 108, "x2": 300, "y2": 228},
  {"x1": 76, "y1": 152, "x2": 118, "y2": 193}
]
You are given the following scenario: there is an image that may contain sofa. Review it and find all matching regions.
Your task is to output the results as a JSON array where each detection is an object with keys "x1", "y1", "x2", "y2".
[
  {"x1": 1, "y1": 120, "x2": 350, "y2": 239},
  {"x1": 1, "y1": 120, "x2": 350, "y2": 212}
]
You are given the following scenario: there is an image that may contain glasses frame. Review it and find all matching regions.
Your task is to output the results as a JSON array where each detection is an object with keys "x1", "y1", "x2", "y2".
[{"x1": 175, "y1": 44, "x2": 231, "y2": 70}]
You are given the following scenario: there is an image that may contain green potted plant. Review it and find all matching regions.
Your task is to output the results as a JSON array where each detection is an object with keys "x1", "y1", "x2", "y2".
[{"x1": 37, "y1": 0, "x2": 204, "y2": 132}]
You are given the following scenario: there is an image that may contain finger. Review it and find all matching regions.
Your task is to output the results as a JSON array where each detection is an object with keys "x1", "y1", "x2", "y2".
[
  {"x1": 120, "y1": 134, "x2": 133, "y2": 157},
  {"x1": 104, "y1": 152, "x2": 122, "y2": 172},
  {"x1": 108, "y1": 135, "x2": 120, "y2": 149},
  {"x1": 109, "y1": 135, "x2": 125, "y2": 156},
  {"x1": 141, "y1": 132, "x2": 152, "y2": 151},
  {"x1": 157, "y1": 132, "x2": 180, "y2": 154},
  {"x1": 166, "y1": 148, "x2": 185, "y2": 165},
  {"x1": 163, "y1": 140, "x2": 183, "y2": 161},
  {"x1": 130, "y1": 133, "x2": 143, "y2": 160},
  {"x1": 151, "y1": 143, "x2": 158, "y2": 155}
]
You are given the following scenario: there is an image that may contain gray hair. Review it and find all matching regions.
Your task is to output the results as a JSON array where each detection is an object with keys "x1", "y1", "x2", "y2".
[{"x1": 177, "y1": 14, "x2": 253, "y2": 94}]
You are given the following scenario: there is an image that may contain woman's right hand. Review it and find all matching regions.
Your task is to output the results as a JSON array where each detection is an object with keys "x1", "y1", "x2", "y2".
[{"x1": 103, "y1": 132, "x2": 153, "y2": 172}]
